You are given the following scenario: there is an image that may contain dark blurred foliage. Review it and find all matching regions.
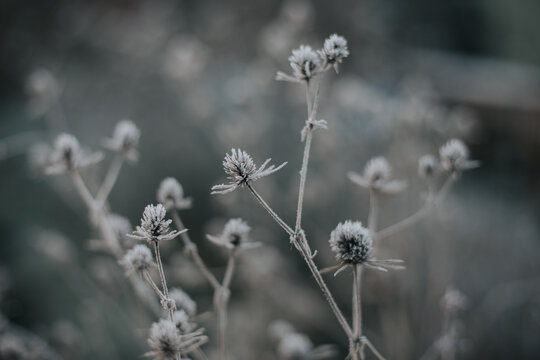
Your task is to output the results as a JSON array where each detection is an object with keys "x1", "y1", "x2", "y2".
[{"x1": 1, "y1": 0, "x2": 540, "y2": 359}]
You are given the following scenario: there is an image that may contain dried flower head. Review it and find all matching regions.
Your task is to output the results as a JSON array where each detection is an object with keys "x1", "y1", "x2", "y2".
[
  {"x1": 121, "y1": 244, "x2": 154, "y2": 275},
  {"x1": 157, "y1": 177, "x2": 192, "y2": 211},
  {"x1": 108, "y1": 213, "x2": 134, "y2": 248},
  {"x1": 276, "y1": 45, "x2": 322, "y2": 83},
  {"x1": 441, "y1": 287, "x2": 468, "y2": 313},
  {"x1": 169, "y1": 288, "x2": 197, "y2": 317},
  {"x1": 319, "y1": 34, "x2": 349, "y2": 73},
  {"x1": 329, "y1": 221, "x2": 404, "y2": 273},
  {"x1": 104, "y1": 120, "x2": 141, "y2": 162},
  {"x1": 211, "y1": 149, "x2": 287, "y2": 195},
  {"x1": 146, "y1": 319, "x2": 182, "y2": 360},
  {"x1": 128, "y1": 204, "x2": 185, "y2": 243},
  {"x1": 171, "y1": 310, "x2": 194, "y2": 334},
  {"x1": 46, "y1": 133, "x2": 102, "y2": 175},
  {"x1": 418, "y1": 154, "x2": 439, "y2": 178},
  {"x1": 207, "y1": 218, "x2": 259, "y2": 251},
  {"x1": 277, "y1": 333, "x2": 313, "y2": 359},
  {"x1": 145, "y1": 319, "x2": 207, "y2": 359},
  {"x1": 348, "y1": 156, "x2": 407, "y2": 194},
  {"x1": 439, "y1": 139, "x2": 479, "y2": 173},
  {"x1": 26, "y1": 69, "x2": 60, "y2": 117}
]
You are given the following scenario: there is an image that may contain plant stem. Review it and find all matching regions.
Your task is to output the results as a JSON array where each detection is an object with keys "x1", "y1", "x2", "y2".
[
  {"x1": 352, "y1": 265, "x2": 363, "y2": 360},
  {"x1": 375, "y1": 176, "x2": 455, "y2": 240},
  {"x1": 246, "y1": 184, "x2": 294, "y2": 236},
  {"x1": 217, "y1": 254, "x2": 236, "y2": 360},
  {"x1": 171, "y1": 210, "x2": 220, "y2": 289},
  {"x1": 96, "y1": 154, "x2": 123, "y2": 208},
  {"x1": 368, "y1": 189, "x2": 378, "y2": 233},
  {"x1": 152, "y1": 241, "x2": 174, "y2": 321},
  {"x1": 295, "y1": 127, "x2": 313, "y2": 234}
]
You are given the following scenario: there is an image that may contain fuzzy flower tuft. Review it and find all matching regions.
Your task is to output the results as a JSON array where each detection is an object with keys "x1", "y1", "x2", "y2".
[
  {"x1": 439, "y1": 139, "x2": 479, "y2": 173},
  {"x1": 157, "y1": 177, "x2": 192, "y2": 211},
  {"x1": 207, "y1": 218, "x2": 259, "y2": 251},
  {"x1": 277, "y1": 333, "x2": 313, "y2": 359},
  {"x1": 418, "y1": 154, "x2": 439, "y2": 178},
  {"x1": 348, "y1": 156, "x2": 407, "y2": 194},
  {"x1": 329, "y1": 221, "x2": 404, "y2": 273},
  {"x1": 121, "y1": 244, "x2": 154, "y2": 275},
  {"x1": 276, "y1": 45, "x2": 322, "y2": 83},
  {"x1": 46, "y1": 133, "x2": 102, "y2": 175},
  {"x1": 319, "y1": 34, "x2": 349, "y2": 73},
  {"x1": 169, "y1": 288, "x2": 197, "y2": 317},
  {"x1": 211, "y1": 149, "x2": 287, "y2": 195},
  {"x1": 441, "y1": 287, "x2": 468, "y2": 313},
  {"x1": 145, "y1": 319, "x2": 207, "y2": 360},
  {"x1": 103, "y1": 120, "x2": 141, "y2": 162},
  {"x1": 128, "y1": 204, "x2": 186, "y2": 243}
]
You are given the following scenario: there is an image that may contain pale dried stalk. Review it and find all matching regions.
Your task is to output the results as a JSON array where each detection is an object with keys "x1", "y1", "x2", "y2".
[
  {"x1": 352, "y1": 265, "x2": 363, "y2": 360},
  {"x1": 217, "y1": 254, "x2": 236, "y2": 360},
  {"x1": 152, "y1": 241, "x2": 174, "y2": 321},
  {"x1": 375, "y1": 176, "x2": 455, "y2": 240},
  {"x1": 171, "y1": 210, "x2": 220, "y2": 289},
  {"x1": 96, "y1": 153, "x2": 123, "y2": 208}
]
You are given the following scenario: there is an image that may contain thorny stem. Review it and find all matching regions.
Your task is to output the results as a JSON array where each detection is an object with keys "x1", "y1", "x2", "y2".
[
  {"x1": 152, "y1": 241, "x2": 174, "y2": 322},
  {"x1": 375, "y1": 176, "x2": 456, "y2": 240},
  {"x1": 247, "y1": 184, "x2": 294, "y2": 236},
  {"x1": 217, "y1": 254, "x2": 236, "y2": 360},
  {"x1": 171, "y1": 210, "x2": 221, "y2": 289},
  {"x1": 96, "y1": 154, "x2": 124, "y2": 208}
]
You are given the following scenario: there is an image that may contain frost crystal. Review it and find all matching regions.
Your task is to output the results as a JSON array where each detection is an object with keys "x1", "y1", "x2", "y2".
[
  {"x1": 211, "y1": 149, "x2": 287, "y2": 195},
  {"x1": 121, "y1": 244, "x2": 154, "y2": 275},
  {"x1": 348, "y1": 156, "x2": 407, "y2": 194},
  {"x1": 439, "y1": 139, "x2": 478, "y2": 173},
  {"x1": 157, "y1": 177, "x2": 192, "y2": 211},
  {"x1": 169, "y1": 288, "x2": 197, "y2": 317},
  {"x1": 128, "y1": 204, "x2": 185, "y2": 243},
  {"x1": 319, "y1": 34, "x2": 349, "y2": 73},
  {"x1": 104, "y1": 119, "x2": 141, "y2": 162},
  {"x1": 46, "y1": 133, "x2": 102, "y2": 175},
  {"x1": 207, "y1": 218, "x2": 259, "y2": 251},
  {"x1": 276, "y1": 45, "x2": 322, "y2": 83},
  {"x1": 329, "y1": 221, "x2": 372, "y2": 265},
  {"x1": 418, "y1": 154, "x2": 439, "y2": 178}
]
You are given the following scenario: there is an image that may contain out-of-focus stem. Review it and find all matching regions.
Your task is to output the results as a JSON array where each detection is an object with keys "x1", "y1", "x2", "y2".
[
  {"x1": 96, "y1": 154, "x2": 124, "y2": 208},
  {"x1": 368, "y1": 189, "x2": 378, "y2": 233},
  {"x1": 375, "y1": 176, "x2": 455, "y2": 240},
  {"x1": 171, "y1": 210, "x2": 220, "y2": 289},
  {"x1": 217, "y1": 254, "x2": 236, "y2": 360}
]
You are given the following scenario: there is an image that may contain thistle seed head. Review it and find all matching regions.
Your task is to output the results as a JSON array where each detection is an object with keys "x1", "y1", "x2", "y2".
[
  {"x1": 121, "y1": 244, "x2": 154, "y2": 275},
  {"x1": 104, "y1": 120, "x2": 140, "y2": 162},
  {"x1": 146, "y1": 319, "x2": 182, "y2": 360},
  {"x1": 128, "y1": 204, "x2": 184, "y2": 243},
  {"x1": 51, "y1": 133, "x2": 80, "y2": 171},
  {"x1": 319, "y1": 34, "x2": 349, "y2": 72},
  {"x1": 439, "y1": 139, "x2": 478, "y2": 173},
  {"x1": 157, "y1": 177, "x2": 192, "y2": 211},
  {"x1": 207, "y1": 218, "x2": 259, "y2": 251},
  {"x1": 348, "y1": 156, "x2": 406, "y2": 194},
  {"x1": 288, "y1": 45, "x2": 321, "y2": 82},
  {"x1": 329, "y1": 221, "x2": 372, "y2": 265},
  {"x1": 418, "y1": 154, "x2": 438, "y2": 178}
]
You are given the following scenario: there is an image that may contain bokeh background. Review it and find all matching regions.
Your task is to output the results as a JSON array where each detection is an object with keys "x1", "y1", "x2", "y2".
[{"x1": 1, "y1": 0, "x2": 540, "y2": 359}]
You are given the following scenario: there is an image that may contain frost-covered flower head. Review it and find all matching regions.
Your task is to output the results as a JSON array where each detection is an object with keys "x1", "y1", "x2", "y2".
[
  {"x1": 211, "y1": 149, "x2": 287, "y2": 195},
  {"x1": 121, "y1": 244, "x2": 154, "y2": 275},
  {"x1": 145, "y1": 319, "x2": 207, "y2": 359},
  {"x1": 128, "y1": 204, "x2": 185, "y2": 243},
  {"x1": 277, "y1": 333, "x2": 313, "y2": 360},
  {"x1": 319, "y1": 34, "x2": 349, "y2": 73},
  {"x1": 207, "y1": 218, "x2": 259, "y2": 251},
  {"x1": 46, "y1": 133, "x2": 102, "y2": 175},
  {"x1": 26, "y1": 69, "x2": 60, "y2": 117},
  {"x1": 171, "y1": 310, "x2": 194, "y2": 334},
  {"x1": 169, "y1": 288, "x2": 197, "y2": 317},
  {"x1": 418, "y1": 154, "x2": 439, "y2": 178},
  {"x1": 347, "y1": 156, "x2": 407, "y2": 194},
  {"x1": 276, "y1": 45, "x2": 322, "y2": 83},
  {"x1": 157, "y1": 177, "x2": 192, "y2": 210},
  {"x1": 108, "y1": 213, "x2": 133, "y2": 248},
  {"x1": 104, "y1": 120, "x2": 140, "y2": 162},
  {"x1": 439, "y1": 139, "x2": 479, "y2": 173},
  {"x1": 329, "y1": 221, "x2": 404, "y2": 273},
  {"x1": 441, "y1": 287, "x2": 468, "y2": 313}
]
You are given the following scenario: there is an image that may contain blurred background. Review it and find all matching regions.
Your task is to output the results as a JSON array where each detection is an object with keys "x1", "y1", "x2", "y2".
[{"x1": 1, "y1": 0, "x2": 540, "y2": 359}]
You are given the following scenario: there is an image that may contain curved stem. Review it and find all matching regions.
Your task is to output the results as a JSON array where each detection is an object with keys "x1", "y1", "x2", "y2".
[
  {"x1": 171, "y1": 210, "x2": 220, "y2": 289},
  {"x1": 375, "y1": 176, "x2": 455, "y2": 240},
  {"x1": 247, "y1": 184, "x2": 294, "y2": 236}
]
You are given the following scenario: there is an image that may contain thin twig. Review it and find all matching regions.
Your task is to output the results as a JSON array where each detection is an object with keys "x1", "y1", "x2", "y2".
[
  {"x1": 96, "y1": 154, "x2": 124, "y2": 208},
  {"x1": 246, "y1": 184, "x2": 294, "y2": 236},
  {"x1": 171, "y1": 210, "x2": 220, "y2": 289},
  {"x1": 368, "y1": 189, "x2": 378, "y2": 233},
  {"x1": 152, "y1": 241, "x2": 174, "y2": 321},
  {"x1": 217, "y1": 254, "x2": 236, "y2": 360},
  {"x1": 375, "y1": 176, "x2": 455, "y2": 240},
  {"x1": 362, "y1": 337, "x2": 386, "y2": 360}
]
